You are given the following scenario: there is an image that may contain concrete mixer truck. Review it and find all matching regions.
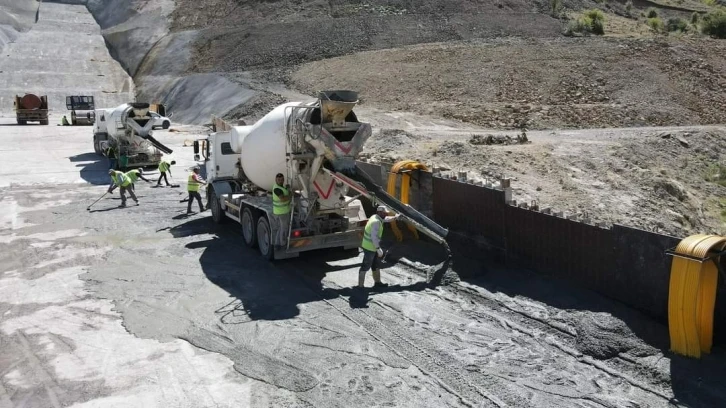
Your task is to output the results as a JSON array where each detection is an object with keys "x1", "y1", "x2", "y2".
[
  {"x1": 93, "y1": 102, "x2": 173, "y2": 169},
  {"x1": 194, "y1": 90, "x2": 449, "y2": 260}
]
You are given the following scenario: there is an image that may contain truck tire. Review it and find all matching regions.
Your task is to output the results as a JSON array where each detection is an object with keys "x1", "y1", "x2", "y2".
[
  {"x1": 17, "y1": 119, "x2": 26, "y2": 125},
  {"x1": 162, "y1": 121, "x2": 170, "y2": 129},
  {"x1": 241, "y1": 207, "x2": 257, "y2": 248},
  {"x1": 256, "y1": 216, "x2": 274, "y2": 260},
  {"x1": 40, "y1": 119, "x2": 49, "y2": 125},
  {"x1": 209, "y1": 192, "x2": 226, "y2": 224}
]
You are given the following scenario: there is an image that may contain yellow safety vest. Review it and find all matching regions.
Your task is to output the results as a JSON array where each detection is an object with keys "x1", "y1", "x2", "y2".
[
  {"x1": 126, "y1": 170, "x2": 140, "y2": 183},
  {"x1": 111, "y1": 171, "x2": 130, "y2": 187},
  {"x1": 272, "y1": 183, "x2": 291, "y2": 215},
  {"x1": 361, "y1": 215, "x2": 383, "y2": 252},
  {"x1": 159, "y1": 161, "x2": 169, "y2": 173},
  {"x1": 188, "y1": 173, "x2": 200, "y2": 192}
]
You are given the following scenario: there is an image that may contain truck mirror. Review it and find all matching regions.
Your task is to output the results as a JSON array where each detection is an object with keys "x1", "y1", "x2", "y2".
[{"x1": 193, "y1": 140, "x2": 199, "y2": 154}]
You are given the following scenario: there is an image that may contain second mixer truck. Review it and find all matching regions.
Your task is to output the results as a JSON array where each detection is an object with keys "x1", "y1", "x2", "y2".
[
  {"x1": 194, "y1": 90, "x2": 449, "y2": 260},
  {"x1": 93, "y1": 102, "x2": 173, "y2": 169}
]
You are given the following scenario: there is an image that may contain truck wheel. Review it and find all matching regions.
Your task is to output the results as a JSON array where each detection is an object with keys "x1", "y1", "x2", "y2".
[
  {"x1": 40, "y1": 119, "x2": 49, "y2": 125},
  {"x1": 162, "y1": 121, "x2": 170, "y2": 129},
  {"x1": 242, "y1": 207, "x2": 257, "y2": 248},
  {"x1": 17, "y1": 119, "x2": 26, "y2": 125},
  {"x1": 256, "y1": 216, "x2": 274, "y2": 260},
  {"x1": 210, "y1": 193, "x2": 226, "y2": 224}
]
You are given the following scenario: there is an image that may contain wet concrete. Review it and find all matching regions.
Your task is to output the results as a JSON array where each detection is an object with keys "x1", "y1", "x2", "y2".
[{"x1": 4, "y1": 117, "x2": 726, "y2": 407}]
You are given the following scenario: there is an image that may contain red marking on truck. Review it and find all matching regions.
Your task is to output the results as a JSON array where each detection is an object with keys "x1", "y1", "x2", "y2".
[
  {"x1": 334, "y1": 140, "x2": 353, "y2": 154},
  {"x1": 314, "y1": 179, "x2": 335, "y2": 199}
]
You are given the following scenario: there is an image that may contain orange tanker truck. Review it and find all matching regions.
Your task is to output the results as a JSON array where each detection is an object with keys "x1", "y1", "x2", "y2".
[{"x1": 13, "y1": 93, "x2": 49, "y2": 125}]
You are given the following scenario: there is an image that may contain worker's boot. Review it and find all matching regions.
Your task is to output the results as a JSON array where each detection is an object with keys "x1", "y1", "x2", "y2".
[
  {"x1": 372, "y1": 269, "x2": 388, "y2": 289},
  {"x1": 358, "y1": 270, "x2": 367, "y2": 288}
]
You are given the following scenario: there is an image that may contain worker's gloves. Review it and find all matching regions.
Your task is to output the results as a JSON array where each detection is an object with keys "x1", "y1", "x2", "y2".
[
  {"x1": 376, "y1": 248, "x2": 384, "y2": 258},
  {"x1": 394, "y1": 214, "x2": 402, "y2": 220}
]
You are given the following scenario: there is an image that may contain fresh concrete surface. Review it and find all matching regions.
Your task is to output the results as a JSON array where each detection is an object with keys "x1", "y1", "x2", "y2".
[
  {"x1": 3, "y1": 116, "x2": 726, "y2": 407},
  {"x1": 0, "y1": 2, "x2": 133, "y2": 115}
]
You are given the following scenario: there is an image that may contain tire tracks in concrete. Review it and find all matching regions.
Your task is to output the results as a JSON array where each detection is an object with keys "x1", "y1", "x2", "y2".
[
  {"x1": 394, "y1": 260, "x2": 676, "y2": 404},
  {"x1": 280, "y1": 252, "x2": 676, "y2": 407}
]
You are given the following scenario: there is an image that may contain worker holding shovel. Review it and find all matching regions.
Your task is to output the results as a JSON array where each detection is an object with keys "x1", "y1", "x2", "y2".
[
  {"x1": 108, "y1": 169, "x2": 138, "y2": 207},
  {"x1": 156, "y1": 159, "x2": 176, "y2": 187},
  {"x1": 125, "y1": 168, "x2": 152, "y2": 192}
]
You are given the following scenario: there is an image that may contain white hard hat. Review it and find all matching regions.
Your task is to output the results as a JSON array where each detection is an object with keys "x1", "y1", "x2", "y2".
[{"x1": 376, "y1": 205, "x2": 388, "y2": 213}]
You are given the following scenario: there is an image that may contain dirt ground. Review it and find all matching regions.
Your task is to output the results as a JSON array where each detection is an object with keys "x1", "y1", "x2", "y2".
[
  {"x1": 360, "y1": 124, "x2": 726, "y2": 237},
  {"x1": 290, "y1": 37, "x2": 726, "y2": 130}
]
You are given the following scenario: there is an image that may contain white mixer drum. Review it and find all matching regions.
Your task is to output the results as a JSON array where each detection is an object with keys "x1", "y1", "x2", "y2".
[{"x1": 237, "y1": 102, "x2": 303, "y2": 191}]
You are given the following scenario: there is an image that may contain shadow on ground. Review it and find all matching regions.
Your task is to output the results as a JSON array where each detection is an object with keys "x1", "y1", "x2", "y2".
[
  {"x1": 69, "y1": 152, "x2": 110, "y2": 185},
  {"x1": 169, "y1": 217, "x2": 441, "y2": 321}
]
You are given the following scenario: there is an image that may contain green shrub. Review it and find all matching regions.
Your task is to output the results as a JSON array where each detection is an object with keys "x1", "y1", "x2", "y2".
[
  {"x1": 551, "y1": 0, "x2": 562, "y2": 16},
  {"x1": 647, "y1": 17, "x2": 665, "y2": 32},
  {"x1": 646, "y1": 7, "x2": 659, "y2": 18},
  {"x1": 705, "y1": 164, "x2": 726, "y2": 187},
  {"x1": 701, "y1": 8, "x2": 726, "y2": 38},
  {"x1": 565, "y1": 10, "x2": 607, "y2": 35},
  {"x1": 667, "y1": 17, "x2": 689, "y2": 32},
  {"x1": 625, "y1": 0, "x2": 633, "y2": 14},
  {"x1": 584, "y1": 9, "x2": 606, "y2": 34},
  {"x1": 691, "y1": 12, "x2": 700, "y2": 24}
]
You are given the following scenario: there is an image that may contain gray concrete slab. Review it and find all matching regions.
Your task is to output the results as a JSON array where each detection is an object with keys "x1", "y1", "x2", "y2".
[
  {"x1": 0, "y1": 2, "x2": 133, "y2": 115},
  {"x1": 4, "y1": 116, "x2": 725, "y2": 407}
]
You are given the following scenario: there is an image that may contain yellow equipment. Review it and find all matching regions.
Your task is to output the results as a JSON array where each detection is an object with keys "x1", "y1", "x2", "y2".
[
  {"x1": 386, "y1": 160, "x2": 429, "y2": 241},
  {"x1": 668, "y1": 234, "x2": 726, "y2": 358}
]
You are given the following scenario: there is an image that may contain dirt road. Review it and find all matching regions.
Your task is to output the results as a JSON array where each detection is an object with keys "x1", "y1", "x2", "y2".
[{"x1": 2, "y1": 118, "x2": 726, "y2": 407}]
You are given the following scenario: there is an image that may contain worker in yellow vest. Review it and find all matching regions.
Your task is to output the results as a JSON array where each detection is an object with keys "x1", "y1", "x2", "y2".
[
  {"x1": 187, "y1": 166, "x2": 206, "y2": 214},
  {"x1": 156, "y1": 159, "x2": 176, "y2": 187},
  {"x1": 358, "y1": 205, "x2": 400, "y2": 289},
  {"x1": 125, "y1": 168, "x2": 151, "y2": 192},
  {"x1": 107, "y1": 169, "x2": 138, "y2": 207},
  {"x1": 271, "y1": 173, "x2": 292, "y2": 250}
]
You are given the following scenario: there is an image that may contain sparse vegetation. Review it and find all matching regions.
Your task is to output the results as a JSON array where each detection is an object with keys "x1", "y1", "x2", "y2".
[
  {"x1": 691, "y1": 12, "x2": 700, "y2": 24},
  {"x1": 703, "y1": 0, "x2": 717, "y2": 6},
  {"x1": 566, "y1": 9, "x2": 605, "y2": 36},
  {"x1": 646, "y1": 7, "x2": 659, "y2": 18},
  {"x1": 625, "y1": 0, "x2": 633, "y2": 15},
  {"x1": 647, "y1": 17, "x2": 665, "y2": 32},
  {"x1": 551, "y1": 0, "x2": 563, "y2": 16},
  {"x1": 705, "y1": 163, "x2": 726, "y2": 187},
  {"x1": 701, "y1": 8, "x2": 726, "y2": 38},
  {"x1": 667, "y1": 17, "x2": 689, "y2": 32}
]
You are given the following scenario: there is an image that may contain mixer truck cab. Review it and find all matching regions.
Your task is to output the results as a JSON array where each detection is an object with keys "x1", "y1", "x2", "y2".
[{"x1": 194, "y1": 91, "x2": 375, "y2": 260}]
